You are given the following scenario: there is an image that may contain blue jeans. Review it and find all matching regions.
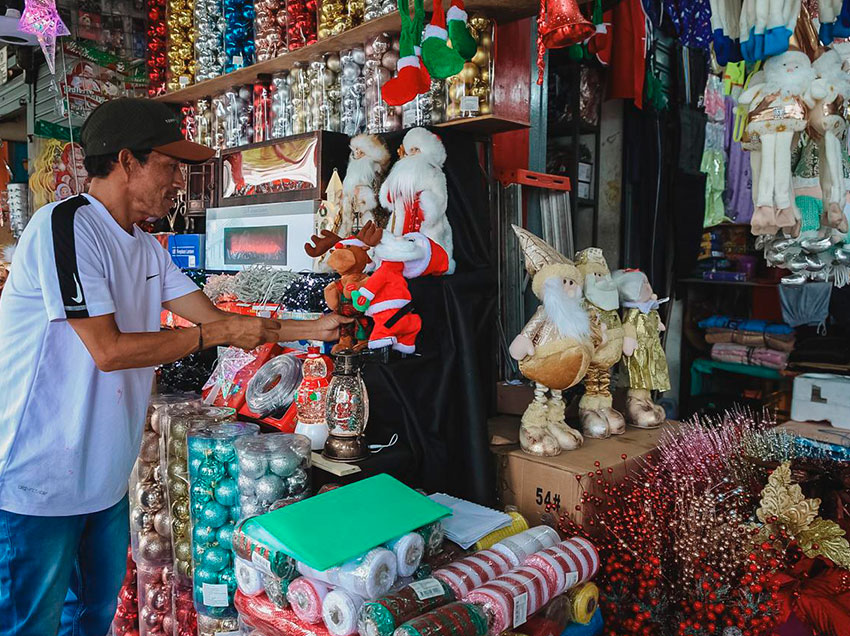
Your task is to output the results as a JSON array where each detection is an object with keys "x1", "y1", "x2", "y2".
[{"x1": 0, "y1": 495, "x2": 129, "y2": 636}]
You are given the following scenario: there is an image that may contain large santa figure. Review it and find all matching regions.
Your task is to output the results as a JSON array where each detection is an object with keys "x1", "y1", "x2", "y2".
[
  {"x1": 379, "y1": 127, "x2": 455, "y2": 275},
  {"x1": 341, "y1": 134, "x2": 392, "y2": 235}
]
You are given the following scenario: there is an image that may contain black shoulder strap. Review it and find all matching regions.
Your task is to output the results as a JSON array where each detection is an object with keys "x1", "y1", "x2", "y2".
[{"x1": 51, "y1": 195, "x2": 91, "y2": 318}]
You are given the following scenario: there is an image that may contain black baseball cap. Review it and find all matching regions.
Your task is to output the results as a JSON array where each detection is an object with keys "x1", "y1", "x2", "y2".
[{"x1": 80, "y1": 98, "x2": 215, "y2": 164}]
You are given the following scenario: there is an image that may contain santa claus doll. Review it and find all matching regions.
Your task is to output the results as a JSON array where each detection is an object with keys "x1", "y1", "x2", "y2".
[
  {"x1": 379, "y1": 127, "x2": 455, "y2": 275},
  {"x1": 341, "y1": 134, "x2": 392, "y2": 235}
]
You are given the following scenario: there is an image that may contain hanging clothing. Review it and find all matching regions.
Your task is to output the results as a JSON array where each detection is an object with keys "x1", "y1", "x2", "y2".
[
  {"x1": 665, "y1": 0, "x2": 713, "y2": 49},
  {"x1": 723, "y1": 96, "x2": 754, "y2": 222},
  {"x1": 606, "y1": 0, "x2": 649, "y2": 108}
]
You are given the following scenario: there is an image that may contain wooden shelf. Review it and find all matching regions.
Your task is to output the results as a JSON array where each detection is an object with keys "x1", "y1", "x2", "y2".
[
  {"x1": 155, "y1": 0, "x2": 538, "y2": 104},
  {"x1": 435, "y1": 114, "x2": 529, "y2": 135}
]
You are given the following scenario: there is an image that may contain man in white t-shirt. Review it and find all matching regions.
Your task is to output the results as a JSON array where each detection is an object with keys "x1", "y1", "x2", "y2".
[{"x1": 0, "y1": 99, "x2": 348, "y2": 636}]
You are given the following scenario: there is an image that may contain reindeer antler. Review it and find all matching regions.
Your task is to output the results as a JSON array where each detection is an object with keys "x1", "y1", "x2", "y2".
[
  {"x1": 357, "y1": 221, "x2": 383, "y2": 247},
  {"x1": 305, "y1": 229, "x2": 342, "y2": 258}
]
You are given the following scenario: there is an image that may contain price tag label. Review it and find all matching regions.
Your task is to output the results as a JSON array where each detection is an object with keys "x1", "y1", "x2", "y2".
[
  {"x1": 512, "y1": 592, "x2": 529, "y2": 627},
  {"x1": 233, "y1": 55, "x2": 244, "y2": 67},
  {"x1": 179, "y1": 75, "x2": 190, "y2": 88},
  {"x1": 460, "y1": 96, "x2": 480, "y2": 112},
  {"x1": 202, "y1": 583, "x2": 230, "y2": 607},
  {"x1": 409, "y1": 578, "x2": 444, "y2": 601},
  {"x1": 564, "y1": 571, "x2": 579, "y2": 589},
  {"x1": 216, "y1": 632, "x2": 241, "y2": 636},
  {"x1": 252, "y1": 551, "x2": 273, "y2": 576}
]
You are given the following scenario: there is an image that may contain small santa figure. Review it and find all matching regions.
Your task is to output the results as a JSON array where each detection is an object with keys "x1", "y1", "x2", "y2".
[
  {"x1": 341, "y1": 134, "x2": 392, "y2": 235},
  {"x1": 379, "y1": 127, "x2": 455, "y2": 275},
  {"x1": 351, "y1": 234, "x2": 426, "y2": 354}
]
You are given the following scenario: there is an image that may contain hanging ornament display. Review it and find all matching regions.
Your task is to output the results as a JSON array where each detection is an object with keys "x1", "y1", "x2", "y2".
[
  {"x1": 255, "y1": 0, "x2": 285, "y2": 61},
  {"x1": 195, "y1": 98, "x2": 214, "y2": 147},
  {"x1": 535, "y1": 0, "x2": 595, "y2": 83},
  {"x1": 290, "y1": 63, "x2": 312, "y2": 133},
  {"x1": 18, "y1": 0, "x2": 70, "y2": 74},
  {"x1": 287, "y1": 0, "x2": 318, "y2": 51},
  {"x1": 364, "y1": 0, "x2": 396, "y2": 21},
  {"x1": 146, "y1": 0, "x2": 167, "y2": 95},
  {"x1": 222, "y1": 86, "x2": 255, "y2": 147},
  {"x1": 166, "y1": 0, "x2": 195, "y2": 91},
  {"x1": 195, "y1": 0, "x2": 226, "y2": 81},
  {"x1": 444, "y1": 15, "x2": 493, "y2": 120},
  {"x1": 253, "y1": 76, "x2": 273, "y2": 143},
  {"x1": 271, "y1": 71, "x2": 295, "y2": 137},
  {"x1": 224, "y1": 0, "x2": 255, "y2": 72},
  {"x1": 364, "y1": 32, "x2": 402, "y2": 133},
  {"x1": 320, "y1": 0, "x2": 347, "y2": 38},
  {"x1": 187, "y1": 422, "x2": 259, "y2": 617},
  {"x1": 308, "y1": 54, "x2": 341, "y2": 131},
  {"x1": 339, "y1": 47, "x2": 368, "y2": 135}
]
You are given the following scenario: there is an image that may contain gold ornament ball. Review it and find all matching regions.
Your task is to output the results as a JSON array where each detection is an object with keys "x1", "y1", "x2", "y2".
[
  {"x1": 480, "y1": 68, "x2": 490, "y2": 83},
  {"x1": 460, "y1": 63, "x2": 479, "y2": 84},
  {"x1": 446, "y1": 103, "x2": 460, "y2": 119},
  {"x1": 479, "y1": 33, "x2": 492, "y2": 49},
  {"x1": 471, "y1": 47, "x2": 489, "y2": 67}
]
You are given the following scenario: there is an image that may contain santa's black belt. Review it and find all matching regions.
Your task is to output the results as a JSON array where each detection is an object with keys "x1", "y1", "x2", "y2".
[{"x1": 385, "y1": 302, "x2": 416, "y2": 328}]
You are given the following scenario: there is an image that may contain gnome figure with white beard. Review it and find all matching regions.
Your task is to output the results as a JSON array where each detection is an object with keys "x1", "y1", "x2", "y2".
[
  {"x1": 341, "y1": 134, "x2": 392, "y2": 234},
  {"x1": 509, "y1": 227, "x2": 599, "y2": 457},
  {"x1": 612, "y1": 269, "x2": 669, "y2": 429},
  {"x1": 378, "y1": 127, "x2": 455, "y2": 276},
  {"x1": 575, "y1": 248, "x2": 633, "y2": 439}
]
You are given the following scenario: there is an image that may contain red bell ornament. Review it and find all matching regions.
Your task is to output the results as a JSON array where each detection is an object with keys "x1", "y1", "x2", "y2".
[{"x1": 536, "y1": 0, "x2": 595, "y2": 83}]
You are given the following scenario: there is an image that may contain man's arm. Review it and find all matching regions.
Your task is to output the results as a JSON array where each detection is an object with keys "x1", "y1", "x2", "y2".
[{"x1": 69, "y1": 313, "x2": 280, "y2": 372}]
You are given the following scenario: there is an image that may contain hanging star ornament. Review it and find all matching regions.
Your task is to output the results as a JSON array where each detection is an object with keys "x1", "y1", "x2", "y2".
[{"x1": 18, "y1": 0, "x2": 70, "y2": 74}]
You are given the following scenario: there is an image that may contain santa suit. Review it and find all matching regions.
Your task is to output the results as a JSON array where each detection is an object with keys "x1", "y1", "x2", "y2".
[{"x1": 355, "y1": 261, "x2": 422, "y2": 353}]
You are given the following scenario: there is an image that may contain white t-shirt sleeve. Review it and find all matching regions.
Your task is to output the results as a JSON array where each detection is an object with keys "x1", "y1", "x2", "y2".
[
  {"x1": 154, "y1": 238, "x2": 201, "y2": 303},
  {"x1": 40, "y1": 205, "x2": 116, "y2": 321}
]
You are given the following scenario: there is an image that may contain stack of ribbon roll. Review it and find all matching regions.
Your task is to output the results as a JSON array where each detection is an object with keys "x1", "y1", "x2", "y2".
[
  {"x1": 465, "y1": 566, "x2": 553, "y2": 635},
  {"x1": 522, "y1": 538, "x2": 599, "y2": 596},
  {"x1": 359, "y1": 578, "x2": 456, "y2": 636}
]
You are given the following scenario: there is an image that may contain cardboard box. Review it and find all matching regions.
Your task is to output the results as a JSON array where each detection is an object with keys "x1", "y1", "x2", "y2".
[
  {"x1": 168, "y1": 234, "x2": 205, "y2": 270},
  {"x1": 791, "y1": 373, "x2": 850, "y2": 429},
  {"x1": 490, "y1": 416, "x2": 673, "y2": 529}
]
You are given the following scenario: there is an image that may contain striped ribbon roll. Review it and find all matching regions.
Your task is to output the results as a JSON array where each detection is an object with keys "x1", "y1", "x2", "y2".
[
  {"x1": 464, "y1": 566, "x2": 552, "y2": 636},
  {"x1": 323, "y1": 589, "x2": 365, "y2": 636},
  {"x1": 433, "y1": 549, "x2": 516, "y2": 600},
  {"x1": 393, "y1": 602, "x2": 488, "y2": 636},
  {"x1": 523, "y1": 537, "x2": 599, "y2": 596},
  {"x1": 474, "y1": 512, "x2": 529, "y2": 551},
  {"x1": 359, "y1": 578, "x2": 456, "y2": 636},
  {"x1": 492, "y1": 526, "x2": 560, "y2": 563},
  {"x1": 287, "y1": 577, "x2": 330, "y2": 624}
]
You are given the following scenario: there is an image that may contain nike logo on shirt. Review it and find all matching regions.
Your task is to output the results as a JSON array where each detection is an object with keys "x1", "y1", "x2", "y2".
[
  {"x1": 146, "y1": 274, "x2": 159, "y2": 280},
  {"x1": 71, "y1": 274, "x2": 83, "y2": 304}
]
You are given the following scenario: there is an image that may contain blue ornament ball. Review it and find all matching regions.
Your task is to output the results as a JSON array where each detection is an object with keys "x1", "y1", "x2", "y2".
[
  {"x1": 219, "y1": 569, "x2": 238, "y2": 595},
  {"x1": 227, "y1": 458, "x2": 240, "y2": 478},
  {"x1": 203, "y1": 545, "x2": 230, "y2": 572},
  {"x1": 191, "y1": 482, "x2": 212, "y2": 504},
  {"x1": 189, "y1": 456, "x2": 203, "y2": 476},
  {"x1": 213, "y1": 440, "x2": 235, "y2": 462},
  {"x1": 194, "y1": 565, "x2": 218, "y2": 585},
  {"x1": 214, "y1": 478, "x2": 239, "y2": 507},
  {"x1": 217, "y1": 522, "x2": 235, "y2": 550},
  {"x1": 193, "y1": 523, "x2": 217, "y2": 546},
  {"x1": 269, "y1": 450, "x2": 298, "y2": 477},
  {"x1": 191, "y1": 499, "x2": 206, "y2": 518},
  {"x1": 199, "y1": 461, "x2": 225, "y2": 482},
  {"x1": 201, "y1": 500, "x2": 229, "y2": 528}
]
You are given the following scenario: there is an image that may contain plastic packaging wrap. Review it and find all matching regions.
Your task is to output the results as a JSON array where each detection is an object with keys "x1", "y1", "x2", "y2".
[
  {"x1": 233, "y1": 519, "x2": 298, "y2": 580},
  {"x1": 491, "y1": 526, "x2": 560, "y2": 563},
  {"x1": 287, "y1": 577, "x2": 331, "y2": 623},
  {"x1": 166, "y1": 0, "x2": 194, "y2": 90},
  {"x1": 287, "y1": 0, "x2": 318, "y2": 51},
  {"x1": 254, "y1": 77, "x2": 273, "y2": 143},
  {"x1": 523, "y1": 538, "x2": 599, "y2": 596},
  {"x1": 271, "y1": 72, "x2": 294, "y2": 138},
  {"x1": 264, "y1": 572, "x2": 293, "y2": 607},
  {"x1": 308, "y1": 55, "x2": 340, "y2": 132},
  {"x1": 111, "y1": 547, "x2": 139, "y2": 636},
  {"x1": 194, "y1": 0, "x2": 225, "y2": 81},
  {"x1": 416, "y1": 522, "x2": 445, "y2": 558},
  {"x1": 137, "y1": 561, "x2": 174, "y2": 636},
  {"x1": 255, "y1": 0, "x2": 285, "y2": 61},
  {"x1": 297, "y1": 548, "x2": 398, "y2": 599},
  {"x1": 339, "y1": 48, "x2": 367, "y2": 135},
  {"x1": 236, "y1": 556, "x2": 267, "y2": 596},
  {"x1": 236, "y1": 590, "x2": 336, "y2": 636},
  {"x1": 188, "y1": 422, "x2": 260, "y2": 617},
  {"x1": 386, "y1": 533, "x2": 425, "y2": 578},
  {"x1": 224, "y1": 0, "x2": 254, "y2": 72},
  {"x1": 235, "y1": 433, "x2": 312, "y2": 519},
  {"x1": 364, "y1": 32, "x2": 401, "y2": 133},
  {"x1": 222, "y1": 86, "x2": 255, "y2": 148},
  {"x1": 290, "y1": 63, "x2": 311, "y2": 134},
  {"x1": 393, "y1": 602, "x2": 488, "y2": 636},
  {"x1": 432, "y1": 548, "x2": 515, "y2": 600},
  {"x1": 358, "y1": 578, "x2": 456, "y2": 636},
  {"x1": 363, "y1": 0, "x2": 395, "y2": 21},
  {"x1": 173, "y1": 581, "x2": 198, "y2": 636},
  {"x1": 323, "y1": 588, "x2": 365, "y2": 636},
  {"x1": 197, "y1": 612, "x2": 240, "y2": 636},
  {"x1": 474, "y1": 512, "x2": 528, "y2": 551},
  {"x1": 464, "y1": 566, "x2": 552, "y2": 635},
  {"x1": 161, "y1": 403, "x2": 236, "y2": 586}
]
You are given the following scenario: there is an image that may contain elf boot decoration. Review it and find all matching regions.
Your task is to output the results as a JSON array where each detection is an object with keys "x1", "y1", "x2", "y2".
[
  {"x1": 412, "y1": 0, "x2": 432, "y2": 92},
  {"x1": 381, "y1": 0, "x2": 428, "y2": 106},
  {"x1": 446, "y1": 0, "x2": 477, "y2": 61},
  {"x1": 421, "y1": 0, "x2": 464, "y2": 79}
]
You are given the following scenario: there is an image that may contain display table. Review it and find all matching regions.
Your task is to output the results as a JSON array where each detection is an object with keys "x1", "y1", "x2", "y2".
[{"x1": 490, "y1": 416, "x2": 677, "y2": 528}]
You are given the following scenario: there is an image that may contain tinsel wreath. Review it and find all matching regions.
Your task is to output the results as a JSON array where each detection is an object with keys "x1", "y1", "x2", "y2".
[{"x1": 552, "y1": 409, "x2": 850, "y2": 636}]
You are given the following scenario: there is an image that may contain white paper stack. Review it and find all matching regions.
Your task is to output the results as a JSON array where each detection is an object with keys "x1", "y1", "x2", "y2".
[{"x1": 428, "y1": 493, "x2": 512, "y2": 549}]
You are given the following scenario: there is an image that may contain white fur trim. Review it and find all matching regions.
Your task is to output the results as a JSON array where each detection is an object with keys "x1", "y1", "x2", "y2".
[
  {"x1": 358, "y1": 287, "x2": 375, "y2": 301},
  {"x1": 423, "y1": 25, "x2": 448, "y2": 41},
  {"x1": 414, "y1": 45, "x2": 422, "y2": 56},
  {"x1": 393, "y1": 342, "x2": 416, "y2": 353},
  {"x1": 402, "y1": 237, "x2": 432, "y2": 278},
  {"x1": 369, "y1": 337, "x2": 396, "y2": 348},
  {"x1": 446, "y1": 6, "x2": 467, "y2": 21},
  {"x1": 337, "y1": 238, "x2": 368, "y2": 249},
  {"x1": 397, "y1": 55, "x2": 420, "y2": 70},
  {"x1": 366, "y1": 298, "x2": 410, "y2": 316}
]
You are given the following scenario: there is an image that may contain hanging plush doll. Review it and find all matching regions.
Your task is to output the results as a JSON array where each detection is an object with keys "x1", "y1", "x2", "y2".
[
  {"x1": 378, "y1": 127, "x2": 454, "y2": 275},
  {"x1": 810, "y1": 47, "x2": 850, "y2": 233},
  {"x1": 446, "y1": 0, "x2": 477, "y2": 60},
  {"x1": 421, "y1": 0, "x2": 465, "y2": 79},
  {"x1": 381, "y1": 0, "x2": 431, "y2": 106},
  {"x1": 509, "y1": 227, "x2": 599, "y2": 457},
  {"x1": 612, "y1": 269, "x2": 669, "y2": 429},
  {"x1": 575, "y1": 248, "x2": 630, "y2": 439},
  {"x1": 817, "y1": 0, "x2": 850, "y2": 44},
  {"x1": 738, "y1": 0, "x2": 800, "y2": 61},
  {"x1": 341, "y1": 134, "x2": 392, "y2": 234},
  {"x1": 708, "y1": 0, "x2": 742, "y2": 64},
  {"x1": 740, "y1": 48, "x2": 815, "y2": 236}
]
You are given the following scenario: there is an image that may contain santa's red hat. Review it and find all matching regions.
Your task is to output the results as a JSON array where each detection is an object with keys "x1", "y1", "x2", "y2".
[
  {"x1": 335, "y1": 237, "x2": 368, "y2": 250},
  {"x1": 401, "y1": 233, "x2": 450, "y2": 277}
]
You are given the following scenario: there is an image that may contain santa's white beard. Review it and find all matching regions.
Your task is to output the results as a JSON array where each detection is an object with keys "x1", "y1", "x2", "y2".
[
  {"x1": 542, "y1": 278, "x2": 591, "y2": 340},
  {"x1": 383, "y1": 153, "x2": 441, "y2": 207},
  {"x1": 343, "y1": 157, "x2": 381, "y2": 193}
]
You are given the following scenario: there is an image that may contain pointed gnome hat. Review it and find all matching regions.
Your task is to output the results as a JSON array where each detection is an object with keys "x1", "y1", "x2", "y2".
[{"x1": 512, "y1": 225, "x2": 569, "y2": 276}]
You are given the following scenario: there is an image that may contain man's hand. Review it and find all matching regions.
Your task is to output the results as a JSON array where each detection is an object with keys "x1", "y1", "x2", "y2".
[
  {"x1": 310, "y1": 313, "x2": 354, "y2": 342},
  {"x1": 206, "y1": 315, "x2": 282, "y2": 350}
]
